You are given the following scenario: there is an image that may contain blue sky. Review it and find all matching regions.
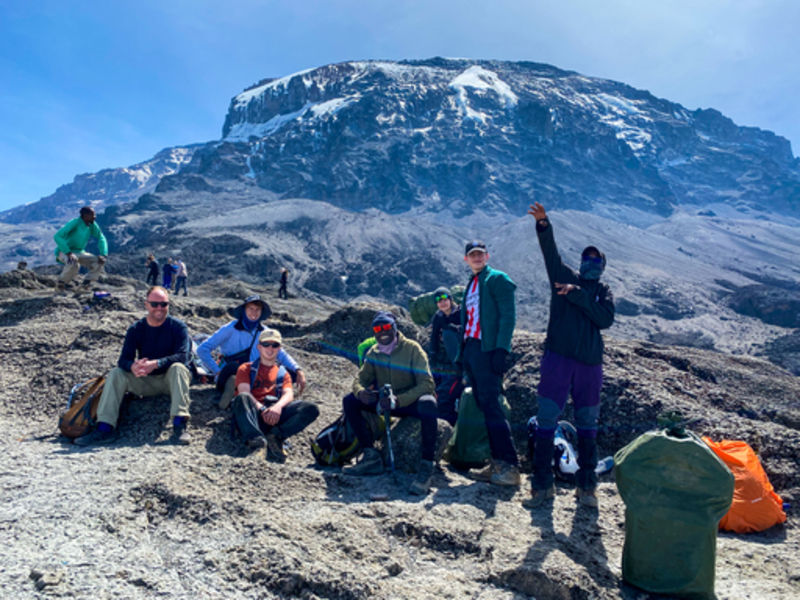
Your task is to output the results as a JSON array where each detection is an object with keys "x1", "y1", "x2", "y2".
[{"x1": 1, "y1": 0, "x2": 797, "y2": 212}]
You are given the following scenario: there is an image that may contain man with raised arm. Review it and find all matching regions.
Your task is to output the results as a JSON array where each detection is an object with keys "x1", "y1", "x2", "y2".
[{"x1": 525, "y1": 202, "x2": 615, "y2": 508}]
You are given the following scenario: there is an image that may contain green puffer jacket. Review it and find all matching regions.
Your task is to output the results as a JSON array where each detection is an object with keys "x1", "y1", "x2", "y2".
[
  {"x1": 53, "y1": 217, "x2": 108, "y2": 258},
  {"x1": 354, "y1": 333, "x2": 435, "y2": 407},
  {"x1": 457, "y1": 265, "x2": 516, "y2": 358}
]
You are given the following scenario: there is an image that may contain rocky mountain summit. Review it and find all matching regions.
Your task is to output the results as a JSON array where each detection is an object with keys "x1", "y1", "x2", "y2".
[
  {"x1": 0, "y1": 270, "x2": 798, "y2": 598},
  {"x1": 217, "y1": 58, "x2": 798, "y2": 217}
]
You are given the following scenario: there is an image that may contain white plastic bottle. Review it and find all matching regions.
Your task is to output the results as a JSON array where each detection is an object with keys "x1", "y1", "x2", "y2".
[{"x1": 554, "y1": 426, "x2": 579, "y2": 475}]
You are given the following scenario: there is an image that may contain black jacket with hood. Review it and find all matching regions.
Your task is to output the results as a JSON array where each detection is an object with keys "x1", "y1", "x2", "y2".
[{"x1": 536, "y1": 218, "x2": 614, "y2": 365}]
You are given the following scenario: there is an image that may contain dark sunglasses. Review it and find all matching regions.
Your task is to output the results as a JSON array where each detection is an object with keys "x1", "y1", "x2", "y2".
[
  {"x1": 434, "y1": 294, "x2": 450, "y2": 302},
  {"x1": 260, "y1": 341, "x2": 281, "y2": 348},
  {"x1": 582, "y1": 255, "x2": 603, "y2": 264},
  {"x1": 372, "y1": 323, "x2": 393, "y2": 333},
  {"x1": 148, "y1": 301, "x2": 169, "y2": 307}
]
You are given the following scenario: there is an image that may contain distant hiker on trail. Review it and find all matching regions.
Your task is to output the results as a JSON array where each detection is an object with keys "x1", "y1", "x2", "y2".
[
  {"x1": 53, "y1": 206, "x2": 108, "y2": 292},
  {"x1": 230, "y1": 328, "x2": 319, "y2": 462},
  {"x1": 342, "y1": 311, "x2": 438, "y2": 495},
  {"x1": 524, "y1": 202, "x2": 615, "y2": 509},
  {"x1": 174, "y1": 258, "x2": 188, "y2": 296},
  {"x1": 146, "y1": 254, "x2": 159, "y2": 285},
  {"x1": 458, "y1": 241, "x2": 520, "y2": 487},
  {"x1": 197, "y1": 294, "x2": 306, "y2": 409},
  {"x1": 162, "y1": 258, "x2": 175, "y2": 290},
  {"x1": 278, "y1": 267, "x2": 289, "y2": 299},
  {"x1": 429, "y1": 286, "x2": 462, "y2": 425},
  {"x1": 74, "y1": 286, "x2": 193, "y2": 446}
]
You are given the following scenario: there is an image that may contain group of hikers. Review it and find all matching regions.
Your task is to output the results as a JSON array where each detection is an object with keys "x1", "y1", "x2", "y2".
[
  {"x1": 146, "y1": 255, "x2": 189, "y2": 296},
  {"x1": 55, "y1": 201, "x2": 615, "y2": 507}
]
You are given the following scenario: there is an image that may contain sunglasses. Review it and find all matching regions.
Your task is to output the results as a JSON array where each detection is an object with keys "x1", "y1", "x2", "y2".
[
  {"x1": 582, "y1": 255, "x2": 603, "y2": 264},
  {"x1": 372, "y1": 323, "x2": 393, "y2": 333},
  {"x1": 434, "y1": 294, "x2": 450, "y2": 302},
  {"x1": 148, "y1": 301, "x2": 169, "y2": 307},
  {"x1": 260, "y1": 341, "x2": 281, "y2": 348}
]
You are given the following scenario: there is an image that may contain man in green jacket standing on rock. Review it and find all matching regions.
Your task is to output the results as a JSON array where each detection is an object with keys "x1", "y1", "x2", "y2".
[
  {"x1": 459, "y1": 241, "x2": 520, "y2": 487},
  {"x1": 53, "y1": 206, "x2": 108, "y2": 292}
]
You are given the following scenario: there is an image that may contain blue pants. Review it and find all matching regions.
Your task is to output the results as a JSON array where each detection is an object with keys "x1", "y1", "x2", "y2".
[{"x1": 174, "y1": 276, "x2": 187, "y2": 295}]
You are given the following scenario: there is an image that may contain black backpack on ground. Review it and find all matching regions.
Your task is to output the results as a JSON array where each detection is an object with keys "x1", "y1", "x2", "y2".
[{"x1": 310, "y1": 414, "x2": 362, "y2": 466}]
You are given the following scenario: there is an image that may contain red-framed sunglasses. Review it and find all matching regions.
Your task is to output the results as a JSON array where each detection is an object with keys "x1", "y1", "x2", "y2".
[{"x1": 372, "y1": 323, "x2": 393, "y2": 333}]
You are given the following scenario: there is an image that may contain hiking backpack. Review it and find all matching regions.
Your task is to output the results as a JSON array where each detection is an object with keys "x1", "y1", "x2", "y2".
[
  {"x1": 310, "y1": 414, "x2": 362, "y2": 466},
  {"x1": 310, "y1": 410, "x2": 386, "y2": 466},
  {"x1": 59, "y1": 375, "x2": 106, "y2": 439}
]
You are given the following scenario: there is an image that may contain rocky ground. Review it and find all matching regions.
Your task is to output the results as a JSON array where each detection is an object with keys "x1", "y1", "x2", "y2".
[{"x1": 0, "y1": 268, "x2": 798, "y2": 599}]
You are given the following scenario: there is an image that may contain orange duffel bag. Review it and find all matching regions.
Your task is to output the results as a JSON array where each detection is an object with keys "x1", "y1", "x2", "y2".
[{"x1": 702, "y1": 437, "x2": 786, "y2": 533}]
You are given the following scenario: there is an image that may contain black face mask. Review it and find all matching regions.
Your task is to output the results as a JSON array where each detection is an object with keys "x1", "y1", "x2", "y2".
[{"x1": 579, "y1": 259, "x2": 604, "y2": 280}]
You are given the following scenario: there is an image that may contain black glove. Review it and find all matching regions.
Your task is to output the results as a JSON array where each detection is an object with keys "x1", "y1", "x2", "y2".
[
  {"x1": 357, "y1": 389, "x2": 376, "y2": 404},
  {"x1": 378, "y1": 391, "x2": 396, "y2": 412},
  {"x1": 490, "y1": 348, "x2": 509, "y2": 376},
  {"x1": 97, "y1": 255, "x2": 107, "y2": 265}
]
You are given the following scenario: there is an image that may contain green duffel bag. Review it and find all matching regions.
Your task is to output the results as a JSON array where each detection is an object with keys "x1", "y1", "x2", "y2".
[
  {"x1": 408, "y1": 286, "x2": 465, "y2": 326},
  {"x1": 615, "y1": 428, "x2": 734, "y2": 600},
  {"x1": 444, "y1": 386, "x2": 511, "y2": 469}
]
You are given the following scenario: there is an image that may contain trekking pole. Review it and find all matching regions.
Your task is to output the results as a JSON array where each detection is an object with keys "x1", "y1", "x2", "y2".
[{"x1": 379, "y1": 383, "x2": 396, "y2": 473}]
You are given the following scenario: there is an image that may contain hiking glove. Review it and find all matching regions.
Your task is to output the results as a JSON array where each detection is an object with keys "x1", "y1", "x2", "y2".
[
  {"x1": 490, "y1": 348, "x2": 509, "y2": 375},
  {"x1": 357, "y1": 389, "x2": 376, "y2": 404},
  {"x1": 97, "y1": 256, "x2": 107, "y2": 265}
]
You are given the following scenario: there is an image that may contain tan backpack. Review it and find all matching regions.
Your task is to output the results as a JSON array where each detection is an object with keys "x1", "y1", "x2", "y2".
[{"x1": 59, "y1": 376, "x2": 105, "y2": 439}]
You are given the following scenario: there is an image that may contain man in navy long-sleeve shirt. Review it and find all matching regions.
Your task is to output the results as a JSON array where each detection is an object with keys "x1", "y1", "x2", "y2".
[{"x1": 75, "y1": 286, "x2": 193, "y2": 446}]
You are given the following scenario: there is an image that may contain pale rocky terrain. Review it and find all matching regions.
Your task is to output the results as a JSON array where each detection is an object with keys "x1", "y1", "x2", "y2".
[{"x1": 0, "y1": 269, "x2": 798, "y2": 599}]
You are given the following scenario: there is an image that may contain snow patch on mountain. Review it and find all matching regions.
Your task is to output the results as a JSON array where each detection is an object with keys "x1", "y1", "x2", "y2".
[
  {"x1": 309, "y1": 95, "x2": 360, "y2": 118},
  {"x1": 234, "y1": 68, "x2": 316, "y2": 108},
  {"x1": 448, "y1": 66, "x2": 519, "y2": 123}
]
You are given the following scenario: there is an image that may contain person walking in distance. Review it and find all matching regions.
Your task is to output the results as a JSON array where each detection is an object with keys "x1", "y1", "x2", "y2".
[
  {"x1": 174, "y1": 258, "x2": 188, "y2": 296},
  {"x1": 278, "y1": 268, "x2": 289, "y2": 299},
  {"x1": 146, "y1": 254, "x2": 159, "y2": 285}
]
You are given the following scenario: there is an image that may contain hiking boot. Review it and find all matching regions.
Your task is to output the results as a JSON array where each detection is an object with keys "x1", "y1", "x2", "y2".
[
  {"x1": 55, "y1": 281, "x2": 67, "y2": 295},
  {"x1": 265, "y1": 433, "x2": 286, "y2": 463},
  {"x1": 172, "y1": 423, "x2": 191, "y2": 445},
  {"x1": 409, "y1": 460, "x2": 435, "y2": 496},
  {"x1": 467, "y1": 461, "x2": 496, "y2": 482},
  {"x1": 246, "y1": 435, "x2": 267, "y2": 450},
  {"x1": 342, "y1": 447, "x2": 384, "y2": 476},
  {"x1": 522, "y1": 484, "x2": 556, "y2": 509},
  {"x1": 575, "y1": 487, "x2": 598, "y2": 508},
  {"x1": 490, "y1": 462, "x2": 521, "y2": 487},
  {"x1": 74, "y1": 426, "x2": 118, "y2": 447}
]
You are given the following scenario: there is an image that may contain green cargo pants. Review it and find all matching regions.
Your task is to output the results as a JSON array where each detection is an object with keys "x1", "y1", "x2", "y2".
[{"x1": 96, "y1": 363, "x2": 191, "y2": 427}]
